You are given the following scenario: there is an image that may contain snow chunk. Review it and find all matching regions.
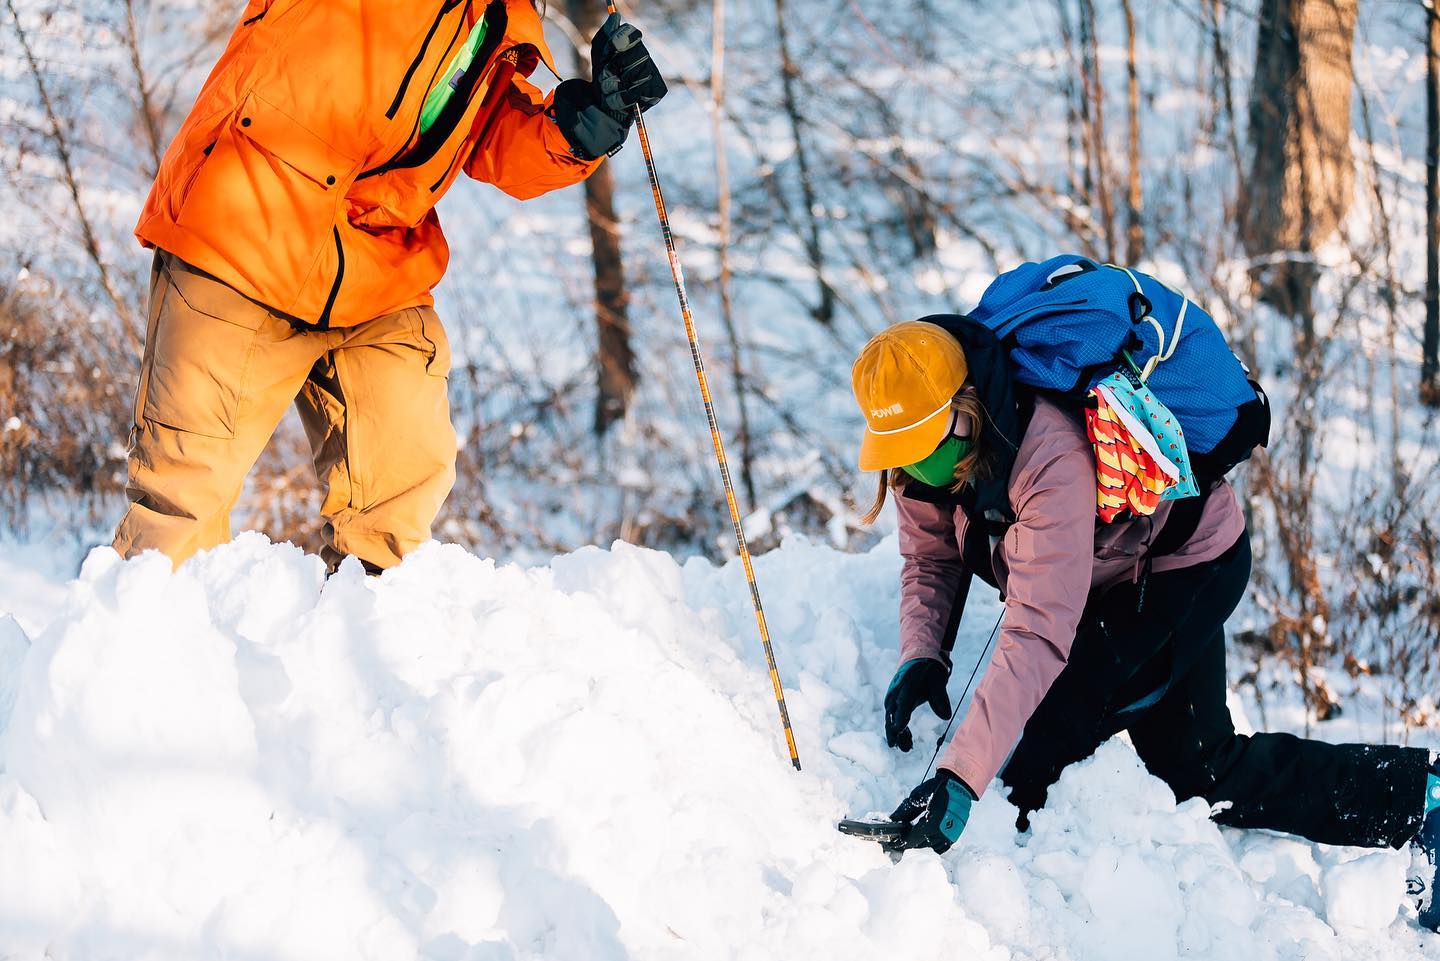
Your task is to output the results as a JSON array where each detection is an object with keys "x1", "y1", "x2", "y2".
[
  {"x1": 1322, "y1": 849, "x2": 1409, "y2": 931},
  {"x1": 0, "y1": 537, "x2": 1435, "y2": 960}
]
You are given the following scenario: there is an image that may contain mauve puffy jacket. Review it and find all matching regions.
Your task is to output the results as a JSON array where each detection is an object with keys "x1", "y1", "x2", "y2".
[{"x1": 895, "y1": 398, "x2": 1246, "y2": 795}]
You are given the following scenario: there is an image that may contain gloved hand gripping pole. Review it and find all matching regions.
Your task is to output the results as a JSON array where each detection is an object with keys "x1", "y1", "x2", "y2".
[{"x1": 603, "y1": 0, "x2": 801, "y2": 770}]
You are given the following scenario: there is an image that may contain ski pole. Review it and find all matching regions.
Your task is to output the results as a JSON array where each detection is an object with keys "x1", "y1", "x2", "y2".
[{"x1": 604, "y1": 0, "x2": 801, "y2": 771}]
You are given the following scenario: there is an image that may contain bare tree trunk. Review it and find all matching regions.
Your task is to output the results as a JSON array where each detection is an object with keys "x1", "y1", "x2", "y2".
[
  {"x1": 565, "y1": 0, "x2": 636, "y2": 436},
  {"x1": 1240, "y1": 0, "x2": 1358, "y2": 315},
  {"x1": 773, "y1": 0, "x2": 835, "y2": 325},
  {"x1": 1424, "y1": 1, "x2": 1440, "y2": 407},
  {"x1": 1240, "y1": 0, "x2": 1357, "y2": 721},
  {"x1": 1122, "y1": 0, "x2": 1142, "y2": 263},
  {"x1": 1206, "y1": 0, "x2": 1246, "y2": 183},
  {"x1": 123, "y1": 0, "x2": 165, "y2": 180},
  {"x1": 1055, "y1": 4, "x2": 1080, "y2": 187},
  {"x1": 710, "y1": 0, "x2": 756, "y2": 503},
  {"x1": 585, "y1": 166, "x2": 636, "y2": 436},
  {"x1": 1077, "y1": 0, "x2": 1115, "y2": 262},
  {"x1": 6, "y1": 0, "x2": 137, "y2": 346}
]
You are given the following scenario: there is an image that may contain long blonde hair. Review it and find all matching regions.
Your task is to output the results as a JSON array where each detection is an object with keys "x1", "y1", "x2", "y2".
[{"x1": 860, "y1": 390, "x2": 990, "y2": 524}]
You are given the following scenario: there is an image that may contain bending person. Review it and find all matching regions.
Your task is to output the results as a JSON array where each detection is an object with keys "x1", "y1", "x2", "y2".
[
  {"x1": 114, "y1": 0, "x2": 666, "y2": 571},
  {"x1": 850, "y1": 318, "x2": 1440, "y2": 930}
]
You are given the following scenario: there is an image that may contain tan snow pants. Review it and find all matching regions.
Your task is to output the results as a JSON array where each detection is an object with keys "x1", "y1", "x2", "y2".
[{"x1": 113, "y1": 252, "x2": 456, "y2": 570}]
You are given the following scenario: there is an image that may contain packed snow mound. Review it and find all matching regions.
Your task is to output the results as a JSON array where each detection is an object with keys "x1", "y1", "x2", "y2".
[{"x1": 0, "y1": 534, "x2": 1436, "y2": 961}]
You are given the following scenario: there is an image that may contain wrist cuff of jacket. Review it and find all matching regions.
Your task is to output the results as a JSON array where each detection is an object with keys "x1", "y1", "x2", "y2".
[
  {"x1": 887, "y1": 657, "x2": 925, "y2": 695},
  {"x1": 889, "y1": 655, "x2": 950, "y2": 692},
  {"x1": 549, "y1": 79, "x2": 630, "y2": 161},
  {"x1": 938, "y1": 766, "x2": 978, "y2": 801}
]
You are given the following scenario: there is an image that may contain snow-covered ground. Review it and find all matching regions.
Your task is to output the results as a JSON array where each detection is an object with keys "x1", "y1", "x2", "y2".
[{"x1": 1, "y1": 534, "x2": 1437, "y2": 961}]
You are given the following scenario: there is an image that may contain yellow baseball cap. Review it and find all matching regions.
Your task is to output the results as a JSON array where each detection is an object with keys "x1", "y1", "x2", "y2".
[{"x1": 851, "y1": 321, "x2": 969, "y2": 471}]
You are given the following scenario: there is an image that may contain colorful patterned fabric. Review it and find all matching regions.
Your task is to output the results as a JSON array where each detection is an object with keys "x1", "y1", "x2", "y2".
[
  {"x1": 1085, "y1": 370, "x2": 1199, "y2": 522},
  {"x1": 1101, "y1": 370, "x2": 1200, "y2": 502}
]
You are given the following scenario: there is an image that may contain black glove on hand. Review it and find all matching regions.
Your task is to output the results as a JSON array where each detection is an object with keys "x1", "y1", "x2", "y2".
[
  {"x1": 884, "y1": 658, "x2": 952, "y2": 752},
  {"x1": 591, "y1": 13, "x2": 667, "y2": 116},
  {"x1": 549, "y1": 14, "x2": 668, "y2": 161},
  {"x1": 887, "y1": 769, "x2": 975, "y2": 854}
]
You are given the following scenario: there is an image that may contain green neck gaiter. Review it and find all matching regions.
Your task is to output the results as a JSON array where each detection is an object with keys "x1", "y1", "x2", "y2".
[{"x1": 901, "y1": 435, "x2": 973, "y2": 487}]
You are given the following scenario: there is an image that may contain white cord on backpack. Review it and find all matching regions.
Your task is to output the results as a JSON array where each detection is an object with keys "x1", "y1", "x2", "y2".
[
  {"x1": 1111, "y1": 265, "x2": 1189, "y2": 382},
  {"x1": 1142, "y1": 295, "x2": 1188, "y2": 380}
]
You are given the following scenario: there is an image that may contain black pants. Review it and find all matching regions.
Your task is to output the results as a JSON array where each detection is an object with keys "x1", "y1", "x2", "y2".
[{"x1": 1000, "y1": 532, "x2": 1430, "y2": 849}]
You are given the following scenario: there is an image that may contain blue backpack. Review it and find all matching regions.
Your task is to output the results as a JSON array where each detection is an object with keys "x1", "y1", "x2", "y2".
[{"x1": 967, "y1": 255, "x2": 1270, "y2": 479}]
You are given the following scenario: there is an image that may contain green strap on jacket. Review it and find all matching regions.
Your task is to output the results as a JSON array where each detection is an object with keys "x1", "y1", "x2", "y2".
[{"x1": 419, "y1": 17, "x2": 491, "y2": 134}]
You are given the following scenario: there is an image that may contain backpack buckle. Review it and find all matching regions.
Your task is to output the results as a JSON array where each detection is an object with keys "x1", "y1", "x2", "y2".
[{"x1": 1127, "y1": 291, "x2": 1152, "y2": 324}]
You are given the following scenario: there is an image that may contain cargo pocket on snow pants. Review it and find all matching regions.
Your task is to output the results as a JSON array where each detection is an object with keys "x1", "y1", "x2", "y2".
[{"x1": 138, "y1": 255, "x2": 270, "y2": 439}]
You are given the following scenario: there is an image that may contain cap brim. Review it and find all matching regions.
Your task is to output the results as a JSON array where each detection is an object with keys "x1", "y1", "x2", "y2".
[{"x1": 857, "y1": 410, "x2": 951, "y2": 472}]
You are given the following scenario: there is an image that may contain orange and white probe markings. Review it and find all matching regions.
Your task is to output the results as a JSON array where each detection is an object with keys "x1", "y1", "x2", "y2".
[{"x1": 607, "y1": 0, "x2": 801, "y2": 770}]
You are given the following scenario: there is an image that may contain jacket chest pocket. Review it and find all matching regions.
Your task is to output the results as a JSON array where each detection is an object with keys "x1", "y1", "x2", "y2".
[
  {"x1": 175, "y1": 93, "x2": 359, "y2": 314},
  {"x1": 237, "y1": 93, "x2": 355, "y2": 190}
]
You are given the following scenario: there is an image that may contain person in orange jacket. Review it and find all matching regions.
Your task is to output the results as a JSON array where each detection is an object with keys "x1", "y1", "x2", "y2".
[{"x1": 112, "y1": 0, "x2": 666, "y2": 572}]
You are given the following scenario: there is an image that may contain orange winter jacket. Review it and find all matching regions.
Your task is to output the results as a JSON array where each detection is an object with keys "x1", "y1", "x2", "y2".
[{"x1": 135, "y1": 0, "x2": 601, "y2": 328}]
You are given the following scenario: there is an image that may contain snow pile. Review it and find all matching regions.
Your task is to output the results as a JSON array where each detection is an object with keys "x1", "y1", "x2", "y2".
[{"x1": 0, "y1": 535, "x2": 1436, "y2": 960}]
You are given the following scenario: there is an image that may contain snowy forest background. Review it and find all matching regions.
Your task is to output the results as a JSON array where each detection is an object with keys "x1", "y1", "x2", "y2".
[{"x1": 2, "y1": 0, "x2": 1439, "y2": 733}]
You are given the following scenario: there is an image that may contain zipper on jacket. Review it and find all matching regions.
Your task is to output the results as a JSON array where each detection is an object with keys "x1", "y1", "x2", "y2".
[
  {"x1": 358, "y1": 11, "x2": 471, "y2": 181},
  {"x1": 361, "y1": 1, "x2": 506, "y2": 182},
  {"x1": 427, "y1": 54, "x2": 515, "y2": 192},
  {"x1": 428, "y1": 142, "x2": 467, "y2": 193},
  {"x1": 316, "y1": 227, "x2": 345, "y2": 329},
  {"x1": 384, "y1": 0, "x2": 467, "y2": 121},
  {"x1": 242, "y1": 9, "x2": 267, "y2": 26}
]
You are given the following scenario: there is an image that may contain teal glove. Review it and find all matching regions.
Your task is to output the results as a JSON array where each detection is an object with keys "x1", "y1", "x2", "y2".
[
  {"x1": 885, "y1": 658, "x2": 952, "y2": 752},
  {"x1": 888, "y1": 769, "x2": 974, "y2": 854}
]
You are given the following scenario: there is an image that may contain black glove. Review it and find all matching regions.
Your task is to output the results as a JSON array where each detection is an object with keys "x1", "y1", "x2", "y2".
[
  {"x1": 887, "y1": 769, "x2": 975, "y2": 854},
  {"x1": 549, "y1": 14, "x2": 668, "y2": 161},
  {"x1": 591, "y1": 13, "x2": 667, "y2": 116},
  {"x1": 884, "y1": 658, "x2": 952, "y2": 752}
]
